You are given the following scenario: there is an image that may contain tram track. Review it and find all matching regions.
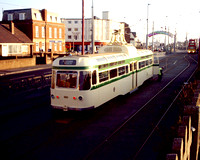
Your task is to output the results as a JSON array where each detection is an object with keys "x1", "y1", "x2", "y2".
[
  {"x1": 83, "y1": 54, "x2": 198, "y2": 159},
  {"x1": 0, "y1": 53, "x2": 198, "y2": 160},
  {"x1": 133, "y1": 56, "x2": 198, "y2": 159}
]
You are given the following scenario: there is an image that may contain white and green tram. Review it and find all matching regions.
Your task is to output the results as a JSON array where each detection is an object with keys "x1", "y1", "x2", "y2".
[{"x1": 51, "y1": 44, "x2": 159, "y2": 111}]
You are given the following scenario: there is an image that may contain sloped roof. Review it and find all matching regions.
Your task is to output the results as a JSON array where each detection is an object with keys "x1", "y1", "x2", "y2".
[{"x1": 0, "y1": 23, "x2": 32, "y2": 43}]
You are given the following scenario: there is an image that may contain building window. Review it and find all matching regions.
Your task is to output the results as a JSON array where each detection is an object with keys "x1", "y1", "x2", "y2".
[
  {"x1": 49, "y1": 27, "x2": 52, "y2": 38},
  {"x1": 8, "y1": 14, "x2": 13, "y2": 21},
  {"x1": 19, "y1": 13, "x2": 25, "y2": 20},
  {"x1": 34, "y1": 13, "x2": 40, "y2": 20},
  {"x1": 36, "y1": 43, "x2": 39, "y2": 52},
  {"x1": 59, "y1": 42, "x2": 62, "y2": 51},
  {"x1": 74, "y1": 28, "x2": 78, "y2": 31},
  {"x1": 75, "y1": 21, "x2": 78, "y2": 24},
  {"x1": 42, "y1": 27, "x2": 45, "y2": 38},
  {"x1": 35, "y1": 26, "x2": 39, "y2": 38},
  {"x1": 68, "y1": 35, "x2": 72, "y2": 39},
  {"x1": 54, "y1": 43, "x2": 57, "y2": 51},
  {"x1": 74, "y1": 35, "x2": 78, "y2": 40},
  {"x1": 49, "y1": 42, "x2": 52, "y2": 51},
  {"x1": 21, "y1": 45, "x2": 28, "y2": 53},
  {"x1": 68, "y1": 21, "x2": 72, "y2": 24},
  {"x1": 42, "y1": 42, "x2": 45, "y2": 51},
  {"x1": 68, "y1": 28, "x2": 71, "y2": 31},
  {"x1": 8, "y1": 45, "x2": 21, "y2": 54},
  {"x1": 54, "y1": 28, "x2": 57, "y2": 38},
  {"x1": 55, "y1": 17, "x2": 57, "y2": 22},
  {"x1": 59, "y1": 28, "x2": 62, "y2": 38}
]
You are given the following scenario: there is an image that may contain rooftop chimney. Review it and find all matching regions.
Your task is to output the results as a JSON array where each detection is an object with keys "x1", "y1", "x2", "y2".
[
  {"x1": 10, "y1": 21, "x2": 14, "y2": 34},
  {"x1": 41, "y1": 9, "x2": 47, "y2": 21}
]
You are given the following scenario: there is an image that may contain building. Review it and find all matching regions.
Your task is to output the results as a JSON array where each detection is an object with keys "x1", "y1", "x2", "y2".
[
  {"x1": 61, "y1": 12, "x2": 125, "y2": 53},
  {"x1": 2, "y1": 8, "x2": 65, "y2": 54},
  {"x1": 0, "y1": 22, "x2": 33, "y2": 57},
  {"x1": 130, "y1": 32, "x2": 137, "y2": 47}
]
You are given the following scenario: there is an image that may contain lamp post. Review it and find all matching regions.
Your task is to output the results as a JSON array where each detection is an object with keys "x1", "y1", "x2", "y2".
[
  {"x1": 165, "y1": 16, "x2": 168, "y2": 52},
  {"x1": 82, "y1": 0, "x2": 85, "y2": 55},
  {"x1": 146, "y1": 3, "x2": 150, "y2": 49},
  {"x1": 91, "y1": 0, "x2": 95, "y2": 54}
]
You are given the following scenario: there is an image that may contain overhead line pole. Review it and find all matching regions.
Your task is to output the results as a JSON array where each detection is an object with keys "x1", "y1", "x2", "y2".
[
  {"x1": 82, "y1": 0, "x2": 85, "y2": 55},
  {"x1": 91, "y1": 0, "x2": 95, "y2": 54},
  {"x1": 146, "y1": 4, "x2": 150, "y2": 49}
]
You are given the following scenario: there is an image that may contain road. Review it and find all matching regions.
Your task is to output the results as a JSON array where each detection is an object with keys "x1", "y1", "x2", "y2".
[{"x1": 0, "y1": 51, "x2": 198, "y2": 160}]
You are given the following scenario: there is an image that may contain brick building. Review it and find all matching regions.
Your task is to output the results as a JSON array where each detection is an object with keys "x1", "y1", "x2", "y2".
[{"x1": 2, "y1": 8, "x2": 65, "y2": 54}]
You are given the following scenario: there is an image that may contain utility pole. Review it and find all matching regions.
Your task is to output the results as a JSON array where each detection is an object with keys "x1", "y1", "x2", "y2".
[
  {"x1": 174, "y1": 30, "x2": 176, "y2": 53},
  {"x1": 146, "y1": 4, "x2": 150, "y2": 49},
  {"x1": 91, "y1": 0, "x2": 95, "y2": 54},
  {"x1": 82, "y1": 0, "x2": 85, "y2": 55},
  {"x1": 152, "y1": 21, "x2": 154, "y2": 51}
]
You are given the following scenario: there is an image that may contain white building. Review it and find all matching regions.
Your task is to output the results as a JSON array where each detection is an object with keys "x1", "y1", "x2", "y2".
[{"x1": 61, "y1": 12, "x2": 125, "y2": 53}]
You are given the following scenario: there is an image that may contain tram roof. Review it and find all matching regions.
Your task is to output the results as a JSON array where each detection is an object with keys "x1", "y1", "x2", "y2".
[{"x1": 52, "y1": 45, "x2": 153, "y2": 67}]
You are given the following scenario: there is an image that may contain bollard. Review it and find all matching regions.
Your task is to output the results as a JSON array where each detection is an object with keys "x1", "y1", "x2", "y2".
[
  {"x1": 172, "y1": 138, "x2": 183, "y2": 160},
  {"x1": 178, "y1": 126, "x2": 187, "y2": 155},
  {"x1": 182, "y1": 116, "x2": 192, "y2": 159},
  {"x1": 166, "y1": 153, "x2": 178, "y2": 160},
  {"x1": 184, "y1": 105, "x2": 200, "y2": 160}
]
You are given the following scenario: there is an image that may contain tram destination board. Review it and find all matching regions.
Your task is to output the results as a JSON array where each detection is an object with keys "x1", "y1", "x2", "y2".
[{"x1": 59, "y1": 60, "x2": 76, "y2": 65}]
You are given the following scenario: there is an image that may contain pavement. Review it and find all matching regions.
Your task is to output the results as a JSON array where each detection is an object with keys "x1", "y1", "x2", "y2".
[{"x1": 0, "y1": 64, "x2": 52, "y2": 76}]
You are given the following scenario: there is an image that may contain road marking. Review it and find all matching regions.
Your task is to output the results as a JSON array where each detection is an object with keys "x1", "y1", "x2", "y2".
[{"x1": 173, "y1": 60, "x2": 177, "y2": 64}]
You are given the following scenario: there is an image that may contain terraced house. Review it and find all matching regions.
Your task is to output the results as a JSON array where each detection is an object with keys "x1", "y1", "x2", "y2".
[{"x1": 2, "y1": 8, "x2": 65, "y2": 54}]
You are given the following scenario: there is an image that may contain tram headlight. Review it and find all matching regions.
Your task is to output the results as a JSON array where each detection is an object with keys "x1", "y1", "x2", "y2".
[
  {"x1": 51, "y1": 94, "x2": 55, "y2": 99},
  {"x1": 78, "y1": 96, "x2": 83, "y2": 101}
]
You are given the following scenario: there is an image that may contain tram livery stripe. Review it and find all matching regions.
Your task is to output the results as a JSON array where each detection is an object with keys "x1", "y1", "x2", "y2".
[{"x1": 91, "y1": 66, "x2": 153, "y2": 90}]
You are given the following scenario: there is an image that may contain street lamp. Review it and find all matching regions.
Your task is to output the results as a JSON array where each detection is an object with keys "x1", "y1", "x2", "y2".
[
  {"x1": 91, "y1": 0, "x2": 95, "y2": 54},
  {"x1": 82, "y1": 0, "x2": 85, "y2": 55},
  {"x1": 146, "y1": 3, "x2": 150, "y2": 49}
]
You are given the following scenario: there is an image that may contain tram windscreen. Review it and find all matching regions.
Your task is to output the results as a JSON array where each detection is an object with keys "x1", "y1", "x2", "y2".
[
  {"x1": 79, "y1": 71, "x2": 91, "y2": 90},
  {"x1": 56, "y1": 71, "x2": 78, "y2": 88}
]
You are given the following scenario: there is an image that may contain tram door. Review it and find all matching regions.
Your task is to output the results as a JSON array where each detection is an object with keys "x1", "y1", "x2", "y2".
[{"x1": 131, "y1": 62, "x2": 137, "y2": 90}]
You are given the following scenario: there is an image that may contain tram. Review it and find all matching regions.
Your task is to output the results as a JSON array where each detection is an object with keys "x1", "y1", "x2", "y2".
[
  {"x1": 188, "y1": 39, "x2": 197, "y2": 54},
  {"x1": 50, "y1": 31, "x2": 160, "y2": 111}
]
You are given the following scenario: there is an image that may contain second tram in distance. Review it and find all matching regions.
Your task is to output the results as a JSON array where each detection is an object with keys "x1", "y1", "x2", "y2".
[{"x1": 51, "y1": 36, "x2": 160, "y2": 111}]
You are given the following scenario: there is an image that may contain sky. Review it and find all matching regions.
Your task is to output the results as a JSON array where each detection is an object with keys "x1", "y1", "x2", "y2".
[{"x1": 1, "y1": 0, "x2": 200, "y2": 43}]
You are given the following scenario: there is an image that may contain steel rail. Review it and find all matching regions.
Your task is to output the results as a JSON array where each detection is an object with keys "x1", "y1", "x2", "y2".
[
  {"x1": 133, "y1": 55, "x2": 198, "y2": 159},
  {"x1": 84, "y1": 55, "x2": 196, "y2": 160}
]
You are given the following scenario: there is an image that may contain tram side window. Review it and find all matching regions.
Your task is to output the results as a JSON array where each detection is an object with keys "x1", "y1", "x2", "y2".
[
  {"x1": 126, "y1": 65, "x2": 129, "y2": 73},
  {"x1": 79, "y1": 71, "x2": 91, "y2": 90},
  {"x1": 149, "y1": 59, "x2": 152, "y2": 65},
  {"x1": 56, "y1": 71, "x2": 77, "y2": 88},
  {"x1": 130, "y1": 63, "x2": 133, "y2": 72},
  {"x1": 99, "y1": 71, "x2": 108, "y2": 82},
  {"x1": 139, "y1": 61, "x2": 145, "y2": 69},
  {"x1": 146, "y1": 60, "x2": 149, "y2": 66},
  {"x1": 110, "y1": 68, "x2": 117, "y2": 79},
  {"x1": 92, "y1": 70, "x2": 97, "y2": 85},
  {"x1": 118, "y1": 66, "x2": 125, "y2": 76}
]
